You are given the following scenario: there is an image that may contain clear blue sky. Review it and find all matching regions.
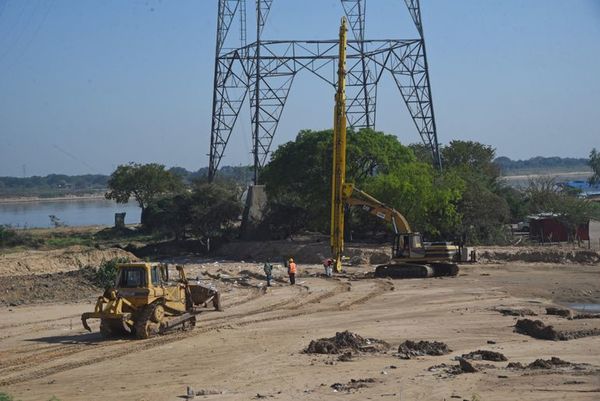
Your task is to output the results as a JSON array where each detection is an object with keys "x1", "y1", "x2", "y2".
[{"x1": 0, "y1": 0, "x2": 599, "y2": 176}]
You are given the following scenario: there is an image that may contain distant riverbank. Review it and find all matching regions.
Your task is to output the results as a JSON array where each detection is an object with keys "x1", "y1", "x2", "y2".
[
  {"x1": 0, "y1": 197, "x2": 141, "y2": 228},
  {"x1": 0, "y1": 193, "x2": 106, "y2": 204}
]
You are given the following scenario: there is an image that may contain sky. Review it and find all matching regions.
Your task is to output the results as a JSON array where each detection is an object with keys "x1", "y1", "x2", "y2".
[{"x1": 0, "y1": 0, "x2": 599, "y2": 177}]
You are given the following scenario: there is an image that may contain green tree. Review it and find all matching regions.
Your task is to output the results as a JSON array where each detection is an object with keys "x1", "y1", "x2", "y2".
[
  {"x1": 525, "y1": 177, "x2": 600, "y2": 239},
  {"x1": 440, "y1": 140, "x2": 515, "y2": 244},
  {"x1": 261, "y1": 128, "x2": 462, "y2": 237},
  {"x1": 442, "y1": 140, "x2": 500, "y2": 183},
  {"x1": 589, "y1": 148, "x2": 600, "y2": 185},
  {"x1": 188, "y1": 182, "x2": 242, "y2": 242},
  {"x1": 105, "y1": 163, "x2": 183, "y2": 224}
]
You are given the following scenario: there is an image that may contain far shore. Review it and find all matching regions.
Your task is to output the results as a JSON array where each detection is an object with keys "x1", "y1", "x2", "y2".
[{"x1": 0, "y1": 193, "x2": 107, "y2": 204}]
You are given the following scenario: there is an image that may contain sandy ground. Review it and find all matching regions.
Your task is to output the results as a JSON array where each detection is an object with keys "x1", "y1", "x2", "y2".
[{"x1": 0, "y1": 261, "x2": 599, "y2": 401}]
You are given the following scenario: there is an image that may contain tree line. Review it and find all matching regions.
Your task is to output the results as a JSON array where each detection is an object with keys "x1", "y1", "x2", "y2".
[{"x1": 104, "y1": 129, "x2": 600, "y2": 247}]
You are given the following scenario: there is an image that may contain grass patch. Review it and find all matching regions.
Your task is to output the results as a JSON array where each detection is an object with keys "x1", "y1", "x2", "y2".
[{"x1": 44, "y1": 236, "x2": 94, "y2": 248}]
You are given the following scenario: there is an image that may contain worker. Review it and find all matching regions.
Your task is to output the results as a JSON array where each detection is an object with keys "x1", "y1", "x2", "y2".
[
  {"x1": 323, "y1": 258, "x2": 333, "y2": 278},
  {"x1": 287, "y1": 258, "x2": 297, "y2": 285},
  {"x1": 263, "y1": 260, "x2": 274, "y2": 287}
]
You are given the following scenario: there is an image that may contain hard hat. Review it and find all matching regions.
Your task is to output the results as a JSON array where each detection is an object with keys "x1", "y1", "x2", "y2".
[{"x1": 289, "y1": 258, "x2": 294, "y2": 262}]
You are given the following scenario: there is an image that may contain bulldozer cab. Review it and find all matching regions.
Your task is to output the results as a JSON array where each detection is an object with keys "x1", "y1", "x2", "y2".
[
  {"x1": 393, "y1": 233, "x2": 426, "y2": 259},
  {"x1": 114, "y1": 263, "x2": 172, "y2": 290}
]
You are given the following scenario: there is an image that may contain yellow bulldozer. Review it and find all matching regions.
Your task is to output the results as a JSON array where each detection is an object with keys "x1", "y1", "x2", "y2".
[{"x1": 82, "y1": 262, "x2": 221, "y2": 339}]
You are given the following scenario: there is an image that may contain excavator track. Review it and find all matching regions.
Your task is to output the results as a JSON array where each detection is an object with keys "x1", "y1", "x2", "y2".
[{"x1": 374, "y1": 262, "x2": 459, "y2": 279}]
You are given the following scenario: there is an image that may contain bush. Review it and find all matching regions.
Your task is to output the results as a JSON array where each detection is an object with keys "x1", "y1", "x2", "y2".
[
  {"x1": 0, "y1": 225, "x2": 43, "y2": 248},
  {"x1": 91, "y1": 257, "x2": 130, "y2": 288}
]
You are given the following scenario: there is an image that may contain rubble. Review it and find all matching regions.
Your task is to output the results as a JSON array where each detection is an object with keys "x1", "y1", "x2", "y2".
[
  {"x1": 496, "y1": 307, "x2": 537, "y2": 317},
  {"x1": 515, "y1": 318, "x2": 600, "y2": 341},
  {"x1": 330, "y1": 378, "x2": 376, "y2": 392},
  {"x1": 460, "y1": 350, "x2": 507, "y2": 362},
  {"x1": 305, "y1": 331, "x2": 389, "y2": 355},
  {"x1": 397, "y1": 340, "x2": 451, "y2": 359}
]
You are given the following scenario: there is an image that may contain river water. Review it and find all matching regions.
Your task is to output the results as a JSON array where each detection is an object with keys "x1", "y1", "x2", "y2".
[{"x1": 0, "y1": 199, "x2": 141, "y2": 228}]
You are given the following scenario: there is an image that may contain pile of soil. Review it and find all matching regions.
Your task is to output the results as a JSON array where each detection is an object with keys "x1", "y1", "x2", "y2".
[
  {"x1": 496, "y1": 307, "x2": 537, "y2": 317},
  {"x1": 515, "y1": 318, "x2": 600, "y2": 341},
  {"x1": 305, "y1": 331, "x2": 389, "y2": 354},
  {"x1": 0, "y1": 246, "x2": 135, "y2": 277},
  {"x1": 507, "y1": 357, "x2": 576, "y2": 370},
  {"x1": 216, "y1": 238, "x2": 390, "y2": 265},
  {"x1": 428, "y1": 359, "x2": 476, "y2": 377},
  {"x1": 477, "y1": 246, "x2": 600, "y2": 265},
  {"x1": 460, "y1": 350, "x2": 507, "y2": 362},
  {"x1": 0, "y1": 267, "x2": 100, "y2": 306},
  {"x1": 330, "y1": 378, "x2": 376, "y2": 392},
  {"x1": 397, "y1": 340, "x2": 451, "y2": 360},
  {"x1": 546, "y1": 306, "x2": 572, "y2": 318}
]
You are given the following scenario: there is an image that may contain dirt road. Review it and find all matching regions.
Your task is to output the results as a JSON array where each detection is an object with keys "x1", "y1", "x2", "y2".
[{"x1": 1, "y1": 262, "x2": 599, "y2": 401}]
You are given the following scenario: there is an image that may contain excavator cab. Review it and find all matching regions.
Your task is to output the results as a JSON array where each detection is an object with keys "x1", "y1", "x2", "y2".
[{"x1": 393, "y1": 233, "x2": 426, "y2": 259}]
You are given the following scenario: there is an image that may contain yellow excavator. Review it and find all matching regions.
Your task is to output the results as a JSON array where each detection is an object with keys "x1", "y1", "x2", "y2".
[{"x1": 330, "y1": 17, "x2": 459, "y2": 279}]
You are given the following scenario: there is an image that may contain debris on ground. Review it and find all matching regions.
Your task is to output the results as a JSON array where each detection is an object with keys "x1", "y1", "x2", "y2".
[
  {"x1": 515, "y1": 318, "x2": 600, "y2": 340},
  {"x1": 506, "y1": 362, "x2": 525, "y2": 370},
  {"x1": 546, "y1": 306, "x2": 572, "y2": 318},
  {"x1": 337, "y1": 352, "x2": 353, "y2": 362},
  {"x1": 427, "y1": 358, "x2": 477, "y2": 377},
  {"x1": 397, "y1": 340, "x2": 451, "y2": 359},
  {"x1": 330, "y1": 378, "x2": 376, "y2": 392},
  {"x1": 528, "y1": 357, "x2": 573, "y2": 369},
  {"x1": 495, "y1": 307, "x2": 537, "y2": 317},
  {"x1": 460, "y1": 350, "x2": 507, "y2": 362},
  {"x1": 507, "y1": 357, "x2": 581, "y2": 370},
  {"x1": 305, "y1": 331, "x2": 389, "y2": 354},
  {"x1": 458, "y1": 358, "x2": 477, "y2": 373},
  {"x1": 572, "y1": 312, "x2": 600, "y2": 320}
]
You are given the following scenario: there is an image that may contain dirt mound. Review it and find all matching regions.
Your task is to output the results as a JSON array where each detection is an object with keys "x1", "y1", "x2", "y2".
[
  {"x1": 397, "y1": 340, "x2": 451, "y2": 359},
  {"x1": 515, "y1": 318, "x2": 600, "y2": 341},
  {"x1": 0, "y1": 267, "x2": 100, "y2": 306},
  {"x1": 428, "y1": 359, "x2": 476, "y2": 377},
  {"x1": 305, "y1": 331, "x2": 389, "y2": 354},
  {"x1": 460, "y1": 350, "x2": 507, "y2": 362},
  {"x1": 216, "y1": 239, "x2": 389, "y2": 265},
  {"x1": 0, "y1": 246, "x2": 136, "y2": 277},
  {"x1": 528, "y1": 357, "x2": 572, "y2": 369},
  {"x1": 477, "y1": 246, "x2": 600, "y2": 265},
  {"x1": 508, "y1": 357, "x2": 577, "y2": 370},
  {"x1": 496, "y1": 307, "x2": 537, "y2": 317},
  {"x1": 330, "y1": 378, "x2": 376, "y2": 392},
  {"x1": 546, "y1": 306, "x2": 572, "y2": 318}
]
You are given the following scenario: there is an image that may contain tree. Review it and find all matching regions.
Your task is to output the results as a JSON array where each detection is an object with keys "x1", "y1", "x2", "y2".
[
  {"x1": 260, "y1": 128, "x2": 462, "y2": 237},
  {"x1": 525, "y1": 177, "x2": 600, "y2": 240},
  {"x1": 188, "y1": 183, "x2": 242, "y2": 242},
  {"x1": 589, "y1": 148, "x2": 600, "y2": 185},
  {"x1": 442, "y1": 140, "x2": 500, "y2": 183},
  {"x1": 105, "y1": 163, "x2": 183, "y2": 224}
]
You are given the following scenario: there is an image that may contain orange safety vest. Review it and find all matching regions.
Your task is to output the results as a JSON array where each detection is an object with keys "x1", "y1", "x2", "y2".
[{"x1": 288, "y1": 262, "x2": 297, "y2": 274}]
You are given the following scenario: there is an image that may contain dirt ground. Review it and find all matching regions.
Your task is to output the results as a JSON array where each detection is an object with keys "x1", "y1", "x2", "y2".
[{"x1": 1, "y1": 259, "x2": 599, "y2": 401}]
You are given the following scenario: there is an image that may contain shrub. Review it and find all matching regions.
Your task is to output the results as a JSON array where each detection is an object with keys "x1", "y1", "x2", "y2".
[{"x1": 88, "y1": 257, "x2": 130, "y2": 288}]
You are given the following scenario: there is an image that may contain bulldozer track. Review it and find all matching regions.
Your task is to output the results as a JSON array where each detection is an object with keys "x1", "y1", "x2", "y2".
[{"x1": 0, "y1": 278, "x2": 391, "y2": 387}]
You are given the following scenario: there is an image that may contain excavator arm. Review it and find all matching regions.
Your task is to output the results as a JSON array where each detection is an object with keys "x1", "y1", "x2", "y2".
[{"x1": 341, "y1": 183, "x2": 412, "y2": 235}]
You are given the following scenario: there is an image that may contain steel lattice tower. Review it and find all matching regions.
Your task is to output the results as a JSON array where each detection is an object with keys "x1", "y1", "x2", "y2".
[{"x1": 209, "y1": 0, "x2": 442, "y2": 183}]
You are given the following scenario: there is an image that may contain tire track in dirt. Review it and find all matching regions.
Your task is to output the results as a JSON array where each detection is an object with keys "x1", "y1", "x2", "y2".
[
  {"x1": 0, "y1": 313, "x2": 83, "y2": 332},
  {"x1": 0, "y1": 278, "x2": 390, "y2": 387}
]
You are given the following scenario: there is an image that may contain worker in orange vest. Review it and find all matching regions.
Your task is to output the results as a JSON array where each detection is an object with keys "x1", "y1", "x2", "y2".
[{"x1": 287, "y1": 257, "x2": 297, "y2": 285}]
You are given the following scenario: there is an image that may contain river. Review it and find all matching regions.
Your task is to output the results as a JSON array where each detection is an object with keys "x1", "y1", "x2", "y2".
[{"x1": 0, "y1": 198, "x2": 141, "y2": 228}]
